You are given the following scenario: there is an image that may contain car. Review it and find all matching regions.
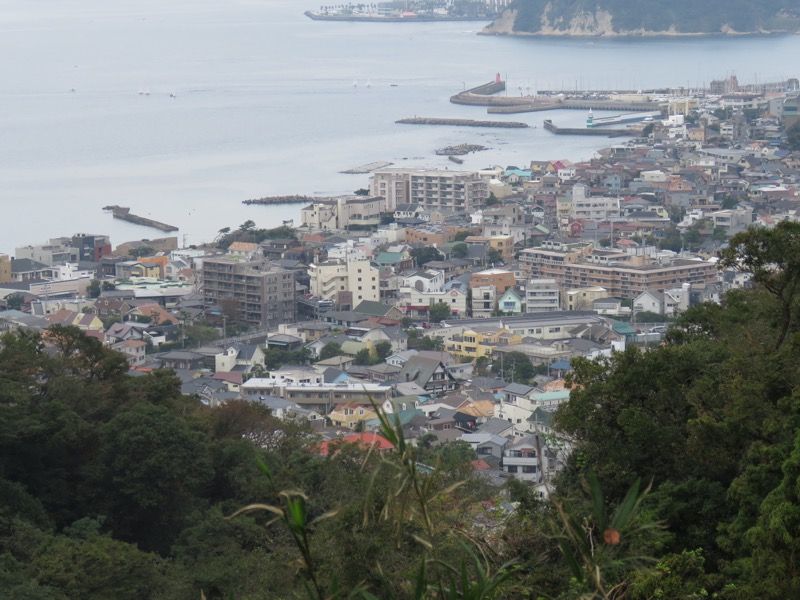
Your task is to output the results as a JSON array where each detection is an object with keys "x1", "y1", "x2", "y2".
[{"x1": 649, "y1": 325, "x2": 668, "y2": 334}]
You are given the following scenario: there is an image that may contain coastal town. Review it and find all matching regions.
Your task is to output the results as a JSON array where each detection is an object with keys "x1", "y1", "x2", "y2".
[{"x1": 2, "y1": 74, "x2": 800, "y2": 492}]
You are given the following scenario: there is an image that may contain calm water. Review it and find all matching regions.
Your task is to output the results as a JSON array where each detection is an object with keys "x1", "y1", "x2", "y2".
[{"x1": 1, "y1": 0, "x2": 799, "y2": 254}]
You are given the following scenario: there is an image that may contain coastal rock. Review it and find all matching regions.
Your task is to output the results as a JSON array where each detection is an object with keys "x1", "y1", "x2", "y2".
[{"x1": 482, "y1": 0, "x2": 800, "y2": 36}]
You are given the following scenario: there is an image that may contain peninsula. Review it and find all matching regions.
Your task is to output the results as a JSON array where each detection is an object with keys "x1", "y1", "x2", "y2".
[{"x1": 483, "y1": 0, "x2": 800, "y2": 36}]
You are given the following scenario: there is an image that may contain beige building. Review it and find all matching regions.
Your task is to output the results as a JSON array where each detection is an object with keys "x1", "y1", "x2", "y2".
[
  {"x1": 524, "y1": 279, "x2": 561, "y2": 312},
  {"x1": 563, "y1": 286, "x2": 609, "y2": 311},
  {"x1": 202, "y1": 256, "x2": 296, "y2": 328},
  {"x1": 519, "y1": 242, "x2": 718, "y2": 299},
  {"x1": 0, "y1": 254, "x2": 10, "y2": 284},
  {"x1": 300, "y1": 195, "x2": 385, "y2": 231},
  {"x1": 308, "y1": 259, "x2": 379, "y2": 306},
  {"x1": 370, "y1": 168, "x2": 489, "y2": 213}
]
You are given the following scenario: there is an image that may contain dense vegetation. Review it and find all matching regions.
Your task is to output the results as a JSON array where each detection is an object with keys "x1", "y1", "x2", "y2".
[
  {"x1": 6, "y1": 223, "x2": 800, "y2": 598},
  {"x1": 503, "y1": 0, "x2": 800, "y2": 34}
]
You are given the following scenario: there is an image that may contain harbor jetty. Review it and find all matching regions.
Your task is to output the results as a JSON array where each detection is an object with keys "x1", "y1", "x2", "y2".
[
  {"x1": 103, "y1": 206, "x2": 178, "y2": 232},
  {"x1": 435, "y1": 144, "x2": 486, "y2": 156},
  {"x1": 542, "y1": 119, "x2": 631, "y2": 138},
  {"x1": 340, "y1": 161, "x2": 393, "y2": 174},
  {"x1": 242, "y1": 195, "x2": 318, "y2": 206},
  {"x1": 397, "y1": 117, "x2": 527, "y2": 129}
]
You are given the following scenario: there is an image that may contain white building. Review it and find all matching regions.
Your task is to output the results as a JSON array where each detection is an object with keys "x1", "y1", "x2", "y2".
[
  {"x1": 570, "y1": 184, "x2": 620, "y2": 221},
  {"x1": 524, "y1": 279, "x2": 561, "y2": 312},
  {"x1": 370, "y1": 168, "x2": 489, "y2": 213}
]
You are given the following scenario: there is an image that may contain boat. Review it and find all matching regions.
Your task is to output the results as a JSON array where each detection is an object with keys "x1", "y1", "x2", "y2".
[
  {"x1": 448, "y1": 156, "x2": 464, "y2": 164},
  {"x1": 282, "y1": 219, "x2": 294, "y2": 226},
  {"x1": 366, "y1": 80, "x2": 371, "y2": 88},
  {"x1": 353, "y1": 80, "x2": 358, "y2": 88}
]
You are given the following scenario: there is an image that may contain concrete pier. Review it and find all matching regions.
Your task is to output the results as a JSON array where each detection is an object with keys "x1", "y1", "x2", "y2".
[
  {"x1": 543, "y1": 119, "x2": 631, "y2": 137},
  {"x1": 396, "y1": 117, "x2": 527, "y2": 128},
  {"x1": 103, "y1": 206, "x2": 178, "y2": 232}
]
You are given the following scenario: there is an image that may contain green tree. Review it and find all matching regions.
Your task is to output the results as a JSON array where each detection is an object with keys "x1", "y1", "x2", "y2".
[
  {"x1": 374, "y1": 340, "x2": 392, "y2": 363},
  {"x1": 429, "y1": 301, "x2": 451, "y2": 323},
  {"x1": 719, "y1": 221, "x2": 800, "y2": 349},
  {"x1": 31, "y1": 534, "x2": 175, "y2": 600},
  {"x1": 130, "y1": 246, "x2": 155, "y2": 259},
  {"x1": 454, "y1": 230, "x2": 471, "y2": 242},
  {"x1": 94, "y1": 402, "x2": 213, "y2": 553},
  {"x1": 410, "y1": 247, "x2": 443, "y2": 267},
  {"x1": 491, "y1": 351, "x2": 535, "y2": 383},
  {"x1": 353, "y1": 348, "x2": 372, "y2": 365},
  {"x1": 787, "y1": 122, "x2": 800, "y2": 151},
  {"x1": 486, "y1": 248, "x2": 503, "y2": 265},
  {"x1": 451, "y1": 242, "x2": 468, "y2": 258},
  {"x1": 87, "y1": 280, "x2": 102, "y2": 299},
  {"x1": 318, "y1": 342, "x2": 342, "y2": 361}
]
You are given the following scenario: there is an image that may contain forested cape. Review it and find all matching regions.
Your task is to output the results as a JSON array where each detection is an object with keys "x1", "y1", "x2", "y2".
[
  {"x1": 486, "y1": 0, "x2": 800, "y2": 35},
  {"x1": 5, "y1": 223, "x2": 800, "y2": 598}
]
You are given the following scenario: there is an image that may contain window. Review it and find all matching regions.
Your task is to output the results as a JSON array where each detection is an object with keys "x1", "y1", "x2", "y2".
[
  {"x1": 522, "y1": 465, "x2": 537, "y2": 474},
  {"x1": 506, "y1": 466, "x2": 518, "y2": 473}
]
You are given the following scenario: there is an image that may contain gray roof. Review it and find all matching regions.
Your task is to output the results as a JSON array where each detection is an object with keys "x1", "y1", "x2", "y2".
[
  {"x1": 503, "y1": 382, "x2": 535, "y2": 396},
  {"x1": 476, "y1": 418, "x2": 515, "y2": 436},
  {"x1": 11, "y1": 258, "x2": 48, "y2": 273}
]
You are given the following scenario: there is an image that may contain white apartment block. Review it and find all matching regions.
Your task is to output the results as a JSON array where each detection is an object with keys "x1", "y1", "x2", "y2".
[
  {"x1": 308, "y1": 259, "x2": 379, "y2": 305},
  {"x1": 571, "y1": 185, "x2": 620, "y2": 221},
  {"x1": 370, "y1": 168, "x2": 489, "y2": 213},
  {"x1": 524, "y1": 279, "x2": 561, "y2": 312}
]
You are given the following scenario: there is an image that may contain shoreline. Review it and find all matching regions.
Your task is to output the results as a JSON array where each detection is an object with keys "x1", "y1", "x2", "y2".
[{"x1": 305, "y1": 11, "x2": 494, "y2": 23}]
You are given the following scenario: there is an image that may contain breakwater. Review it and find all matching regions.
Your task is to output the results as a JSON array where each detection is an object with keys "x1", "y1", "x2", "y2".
[
  {"x1": 397, "y1": 117, "x2": 527, "y2": 128},
  {"x1": 242, "y1": 195, "x2": 318, "y2": 205},
  {"x1": 103, "y1": 206, "x2": 178, "y2": 232},
  {"x1": 435, "y1": 144, "x2": 486, "y2": 156},
  {"x1": 340, "y1": 161, "x2": 393, "y2": 174},
  {"x1": 543, "y1": 120, "x2": 630, "y2": 137}
]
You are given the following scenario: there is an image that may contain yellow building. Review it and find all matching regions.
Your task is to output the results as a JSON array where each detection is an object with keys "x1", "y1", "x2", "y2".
[
  {"x1": 328, "y1": 403, "x2": 379, "y2": 430},
  {"x1": 447, "y1": 326, "x2": 522, "y2": 360},
  {"x1": 0, "y1": 254, "x2": 10, "y2": 283},
  {"x1": 464, "y1": 234, "x2": 515, "y2": 263}
]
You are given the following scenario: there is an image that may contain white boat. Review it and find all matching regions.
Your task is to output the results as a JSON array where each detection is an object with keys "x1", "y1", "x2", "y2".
[
  {"x1": 353, "y1": 80, "x2": 358, "y2": 87},
  {"x1": 366, "y1": 80, "x2": 371, "y2": 88},
  {"x1": 282, "y1": 219, "x2": 294, "y2": 226}
]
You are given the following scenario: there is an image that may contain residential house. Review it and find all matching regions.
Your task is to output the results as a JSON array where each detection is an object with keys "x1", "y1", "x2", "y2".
[
  {"x1": 328, "y1": 403, "x2": 379, "y2": 429},
  {"x1": 396, "y1": 356, "x2": 458, "y2": 395}
]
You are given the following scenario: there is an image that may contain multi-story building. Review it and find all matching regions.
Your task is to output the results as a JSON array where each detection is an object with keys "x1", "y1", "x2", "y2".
[
  {"x1": 203, "y1": 256, "x2": 296, "y2": 328},
  {"x1": 240, "y1": 380, "x2": 393, "y2": 414},
  {"x1": 464, "y1": 234, "x2": 515, "y2": 263},
  {"x1": 370, "y1": 168, "x2": 489, "y2": 213},
  {"x1": 0, "y1": 254, "x2": 11, "y2": 283},
  {"x1": 308, "y1": 258, "x2": 379, "y2": 307},
  {"x1": 300, "y1": 195, "x2": 385, "y2": 231},
  {"x1": 469, "y1": 268, "x2": 516, "y2": 294},
  {"x1": 15, "y1": 233, "x2": 112, "y2": 266},
  {"x1": 519, "y1": 243, "x2": 718, "y2": 299},
  {"x1": 570, "y1": 185, "x2": 621, "y2": 221},
  {"x1": 524, "y1": 279, "x2": 561, "y2": 312}
]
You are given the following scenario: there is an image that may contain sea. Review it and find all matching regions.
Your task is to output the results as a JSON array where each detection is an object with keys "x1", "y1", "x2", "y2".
[{"x1": 2, "y1": 0, "x2": 800, "y2": 255}]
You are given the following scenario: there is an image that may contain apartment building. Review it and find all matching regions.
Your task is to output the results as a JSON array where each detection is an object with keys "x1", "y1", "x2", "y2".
[
  {"x1": 524, "y1": 279, "x2": 561, "y2": 312},
  {"x1": 308, "y1": 258, "x2": 379, "y2": 307},
  {"x1": 202, "y1": 256, "x2": 296, "y2": 328},
  {"x1": 300, "y1": 195, "x2": 385, "y2": 231},
  {"x1": 570, "y1": 184, "x2": 620, "y2": 221},
  {"x1": 240, "y1": 380, "x2": 392, "y2": 414},
  {"x1": 370, "y1": 168, "x2": 489, "y2": 213},
  {"x1": 519, "y1": 243, "x2": 718, "y2": 299}
]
